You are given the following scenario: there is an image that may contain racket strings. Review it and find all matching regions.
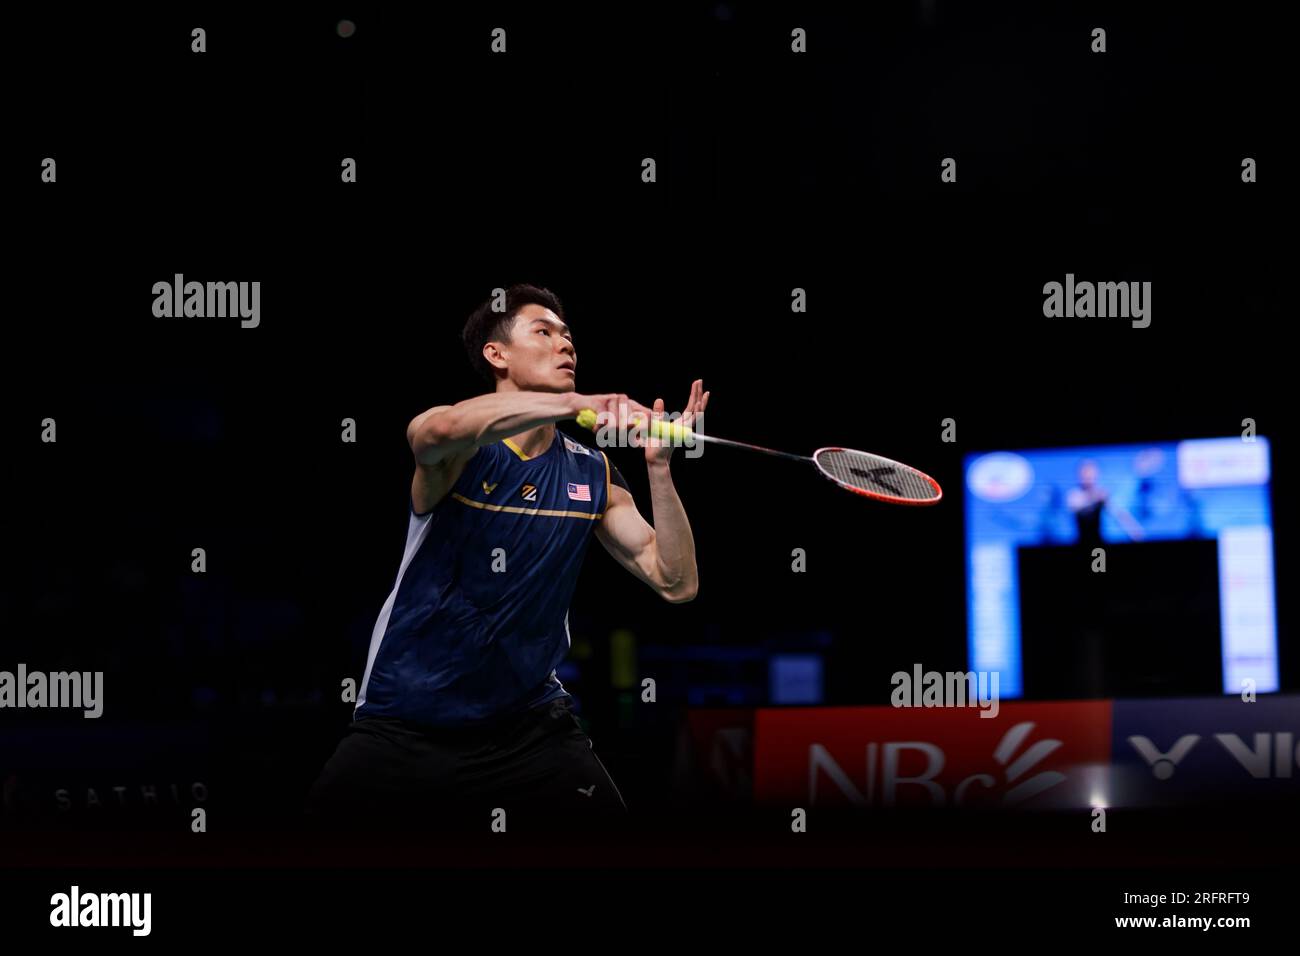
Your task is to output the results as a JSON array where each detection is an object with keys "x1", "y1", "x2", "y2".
[{"x1": 814, "y1": 448, "x2": 940, "y2": 502}]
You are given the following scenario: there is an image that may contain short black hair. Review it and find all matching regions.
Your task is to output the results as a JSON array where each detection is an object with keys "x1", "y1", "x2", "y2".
[{"x1": 462, "y1": 284, "x2": 566, "y2": 386}]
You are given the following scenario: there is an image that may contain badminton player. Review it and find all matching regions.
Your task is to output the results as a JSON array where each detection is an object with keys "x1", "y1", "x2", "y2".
[{"x1": 307, "y1": 284, "x2": 708, "y2": 830}]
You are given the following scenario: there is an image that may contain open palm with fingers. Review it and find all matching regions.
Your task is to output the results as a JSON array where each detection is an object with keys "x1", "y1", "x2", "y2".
[{"x1": 639, "y1": 379, "x2": 710, "y2": 465}]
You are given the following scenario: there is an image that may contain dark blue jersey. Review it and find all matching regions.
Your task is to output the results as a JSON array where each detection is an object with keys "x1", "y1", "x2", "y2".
[{"x1": 355, "y1": 428, "x2": 626, "y2": 728}]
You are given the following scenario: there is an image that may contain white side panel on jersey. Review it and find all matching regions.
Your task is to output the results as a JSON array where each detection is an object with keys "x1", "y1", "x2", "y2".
[{"x1": 355, "y1": 509, "x2": 436, "y2": 712}]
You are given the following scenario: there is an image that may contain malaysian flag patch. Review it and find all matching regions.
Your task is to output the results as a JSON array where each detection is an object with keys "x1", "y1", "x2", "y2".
[{"x1": 567, "y1": 482, "x2": 591, "y2": 502}]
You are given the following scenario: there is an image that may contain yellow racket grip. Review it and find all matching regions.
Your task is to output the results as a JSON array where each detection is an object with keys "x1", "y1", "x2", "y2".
[
  {"x1": 645, "y1": 415, "x2": 694, "y2": 443},
  {"x1": 576, "y1": 407, "x2": 695, "y2": 443}
]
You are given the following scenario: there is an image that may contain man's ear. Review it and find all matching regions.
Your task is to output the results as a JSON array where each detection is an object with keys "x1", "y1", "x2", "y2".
[{"x1": 483, "y1": 341, "x2": 508, "y2": 373}]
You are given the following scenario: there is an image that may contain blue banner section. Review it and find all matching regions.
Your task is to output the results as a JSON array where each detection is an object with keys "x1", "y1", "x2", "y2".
[{"x1": 1110, "y1": 696, "x2": 1300, "y2": 806}]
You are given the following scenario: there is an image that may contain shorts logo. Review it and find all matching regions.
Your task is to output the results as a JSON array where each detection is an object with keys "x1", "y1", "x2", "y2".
[
  {"x1": 520, "y1": 484, "x2": 538, "y2": 502},
  {"x1": 578, "y1": 785, "x2": 596, "y2": 797},
  {"x1": 482, "y1": 481, "x2": 499, "y2": 496}
]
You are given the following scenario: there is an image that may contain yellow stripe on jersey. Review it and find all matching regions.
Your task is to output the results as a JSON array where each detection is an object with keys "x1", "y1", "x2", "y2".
[
  {"x1": 502, "y1": 437, "x2": 533, "y2": 461},
  {"x1": 450, "y1": 492, "x2": 604, "y2": 521}
]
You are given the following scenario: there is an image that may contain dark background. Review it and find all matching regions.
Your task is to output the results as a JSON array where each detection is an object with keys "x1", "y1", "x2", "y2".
[
  {"x1": 1, "y1": 2, "x2": 1290, "y2": 923},
  {"x1": 1019, "y1": 540, "x2": 1224, "y2": 698}
]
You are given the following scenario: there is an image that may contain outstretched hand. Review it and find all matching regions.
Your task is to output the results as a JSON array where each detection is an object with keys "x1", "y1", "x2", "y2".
[{"x1": 637, "y1": 379, "x2": 710, "y2": 465}]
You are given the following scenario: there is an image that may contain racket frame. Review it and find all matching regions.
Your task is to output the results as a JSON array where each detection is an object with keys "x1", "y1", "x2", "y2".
[{"x1": 812, "y1": 446, "x2": 944, "y2": 506}]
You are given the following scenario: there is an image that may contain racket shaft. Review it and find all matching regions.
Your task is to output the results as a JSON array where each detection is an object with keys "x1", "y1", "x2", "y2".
[{"x1": 684, "y1": 432, "x2": 811, "y2": 463}]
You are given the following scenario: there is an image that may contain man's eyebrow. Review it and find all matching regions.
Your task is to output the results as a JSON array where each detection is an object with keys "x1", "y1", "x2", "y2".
[{"x1": 533, "y1": 316, "x2": 572, "y2": 336}]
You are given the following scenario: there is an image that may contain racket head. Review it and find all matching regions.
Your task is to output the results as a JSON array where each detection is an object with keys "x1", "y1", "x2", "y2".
[{"x1": 812, "y1": 447, "x2": 943, "y2": 505}]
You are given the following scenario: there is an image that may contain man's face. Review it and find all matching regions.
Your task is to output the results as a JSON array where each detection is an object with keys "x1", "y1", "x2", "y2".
[{"x1": 495, "y1": 304, "x2": 576, "y2": 392}]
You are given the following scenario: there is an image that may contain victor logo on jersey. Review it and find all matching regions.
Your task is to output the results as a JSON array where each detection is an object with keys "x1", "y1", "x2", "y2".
[
  {"x1": 520, "y1": 484, "x2": 538, "y2": 502},
  {"x1": 563, "y1": 436, "x2": 591, "y2": 457},
  {"x1": 482, "y1": 481, "x2": 498, "y2": 496},
  {"x1": 567, "y1": 483, "x2": 591, "y2": 502}
]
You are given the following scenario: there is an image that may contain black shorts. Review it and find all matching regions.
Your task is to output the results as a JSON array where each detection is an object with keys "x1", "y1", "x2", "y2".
[{"x1": 306, "y1": 695, "x2": 626, "y2": 832}]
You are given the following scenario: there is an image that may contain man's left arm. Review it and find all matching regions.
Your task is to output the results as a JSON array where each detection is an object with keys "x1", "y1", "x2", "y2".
[
  {"x1": 594, "y1": 379, "x2": 710, "y2": 604},
  {"x1": 595, "y1": 469, "x2": 698, "y2": 603}
]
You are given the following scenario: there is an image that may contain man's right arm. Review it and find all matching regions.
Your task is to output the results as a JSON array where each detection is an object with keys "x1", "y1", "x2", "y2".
[
  {"x1": 406, "y1": 391, "x2": 629, "y2": 513},
  {"x1": 411, "y1": 391, "x2": 629, "y2": 466}
]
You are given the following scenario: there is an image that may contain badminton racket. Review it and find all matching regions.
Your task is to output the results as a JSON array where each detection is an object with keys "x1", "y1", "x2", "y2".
[{"x1": 575, "y1": 408, "x2": 942, "y2": 506}]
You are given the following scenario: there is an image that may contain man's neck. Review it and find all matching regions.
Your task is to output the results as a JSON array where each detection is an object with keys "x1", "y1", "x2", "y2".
[{"x1": 506, "y1": 422, "x2": 556, "y2": 460}]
